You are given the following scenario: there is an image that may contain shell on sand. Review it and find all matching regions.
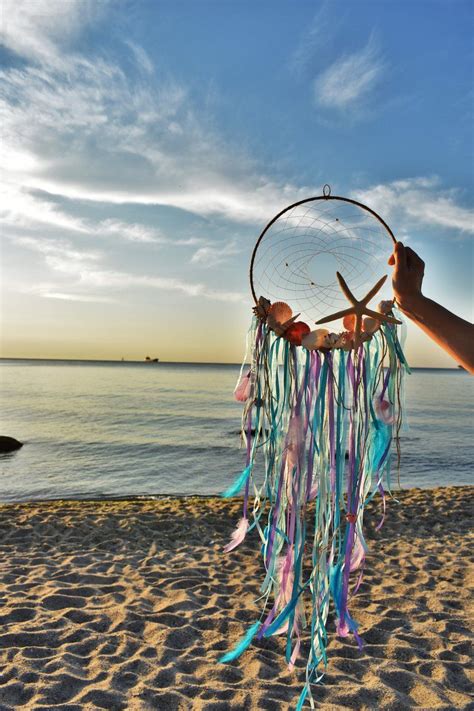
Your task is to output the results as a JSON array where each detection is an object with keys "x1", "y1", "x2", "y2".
[
  {"x1": 363, "y1": 317, "x2": 380, "y2": 334},
  {"x1": 301, "y1": 328, "x2": 329, "y2": 350},
  {"x1": 268, "y1": 302, "x2": 292, "y2": 324}
]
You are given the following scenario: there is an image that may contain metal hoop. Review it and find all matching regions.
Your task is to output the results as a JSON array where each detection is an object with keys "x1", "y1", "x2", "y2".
[{"x1": 249, "y1": 190, "x2": 396, "y2": 305}]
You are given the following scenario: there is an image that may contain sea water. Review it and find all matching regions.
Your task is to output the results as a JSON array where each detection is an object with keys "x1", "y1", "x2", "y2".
[{"x1": 0, "y1": 360, "x2": 472, "y2": 502}]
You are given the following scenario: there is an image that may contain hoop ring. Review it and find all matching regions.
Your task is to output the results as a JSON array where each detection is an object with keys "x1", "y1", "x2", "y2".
[{"x1": 249, "y1": 193, "x2": 396, "y2": 305}]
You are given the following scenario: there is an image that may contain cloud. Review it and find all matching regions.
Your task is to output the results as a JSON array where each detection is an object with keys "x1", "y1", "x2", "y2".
[
  {"x1": 1, "y1": 183, "x2": 89, "y2": 234},
  {"x1": 191, "y1": 240, "x2": 240, "y2": 267},
  {"x1": 352, "y1": 178, "x2": 474, "y2": 235},
  {"x1": 0, "y1": 0, "x2": 106, "y2": 62},
  {"x1": 41, "y1": 292, "x2": 117, "y2": 304},
  {"x1": 0, "y1": 184, "x2": 206, "y2": 246},
  {"x1": 1, "y1": 24, "x2": 315, "y2": 227},
  {"x1": 12, "y1": 236, "x2": 246, "y2": 304},
  {"x1": 125, "y1": 40, "x2": 154, "y2": 75},
  {"x1": 314, "y1": 37, "x2": 384, "y2": 110},
  {"x1": 290, "y1": 1, "x2": 337, "y2": 75},
  {"x1": 98, "y1": 219, "x2": 166, "y2": 244}
]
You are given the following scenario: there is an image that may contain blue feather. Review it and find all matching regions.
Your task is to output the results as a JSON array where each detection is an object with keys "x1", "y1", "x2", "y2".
[
  {"x1": 218, "y1": 621, "x2": 260, "y2": 663},
  {"x1": 221, "y1": 465, "x2": 251, "y2": 498}
]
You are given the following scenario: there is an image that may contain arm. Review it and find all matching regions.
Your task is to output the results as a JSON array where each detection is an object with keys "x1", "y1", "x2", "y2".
[{"x1": 388, "y1": 242, "x2": 474, "y2": 374}]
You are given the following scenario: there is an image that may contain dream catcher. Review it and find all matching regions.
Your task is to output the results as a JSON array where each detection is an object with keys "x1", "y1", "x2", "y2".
[{"x1": 219, "y1": 186, "x2": 410, "y2": 709}]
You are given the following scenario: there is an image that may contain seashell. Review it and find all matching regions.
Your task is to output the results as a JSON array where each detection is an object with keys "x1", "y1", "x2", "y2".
[
  {"x1": 284, "y1": 321, "x2": 310, "y2": 346},
  {"x1": 334, "y1": 331, "x2": 353, "y2": 350},
  {"x1": 343, "y1": 314, "x2": 356, "y2": 331},
  {"x1": 253, "y1": 296, "x2": 271, "y2": 320},
  {"x1": 323, "y1": 332, "x2": 339, "y2": 348},
  {"x1": 301, "y1": 328, "x2": 329, "y2": 350},
  {"x1": 377, "y1": 299, "x2": 394, "y2": 315},
  {"x1": 362, "y1": 317, "x2": 380, "y2": 334},
  {"x1": 268, "y1": 313, "x2": 300, "y2": 336},
  {"x1": 268, "y1": 301, "x2": 292, "y2": 324}
]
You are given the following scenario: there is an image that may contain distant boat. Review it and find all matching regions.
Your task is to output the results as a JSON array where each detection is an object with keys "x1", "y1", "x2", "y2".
[{"x1": 145, "y1": 356, "x2": 159, "y2": 363}]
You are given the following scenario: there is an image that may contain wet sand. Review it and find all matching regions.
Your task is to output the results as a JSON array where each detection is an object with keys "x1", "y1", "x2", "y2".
[{"x1": 0, "y1": 486, "x2": 472, "y2": 710}]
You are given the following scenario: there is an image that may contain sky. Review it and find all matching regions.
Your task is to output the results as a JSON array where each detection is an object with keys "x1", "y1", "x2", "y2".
[{"x1": 1, "y1": 0, "x2": 473, "y2": 366}]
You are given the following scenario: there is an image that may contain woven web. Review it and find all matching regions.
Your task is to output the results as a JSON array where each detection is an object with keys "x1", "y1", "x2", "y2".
[{"x1": 251, "y1": 199, "x2": 394, "y2": 326}]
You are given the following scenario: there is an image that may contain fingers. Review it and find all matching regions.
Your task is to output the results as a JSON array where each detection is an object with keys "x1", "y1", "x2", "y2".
[
  {"x1": 388, "y1": 242, "x2": 407, "y2": 272},
  {"x1": 405, "y1": 246, "x2": 425, "y2": 274}
]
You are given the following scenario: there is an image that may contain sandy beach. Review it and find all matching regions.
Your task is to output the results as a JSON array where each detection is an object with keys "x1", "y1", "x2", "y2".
[{"x1": 0, "y1": 486, "x2": 472, "y2": 710}]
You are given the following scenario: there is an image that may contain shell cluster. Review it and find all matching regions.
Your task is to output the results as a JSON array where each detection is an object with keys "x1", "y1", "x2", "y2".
[{"x1": 254, "y1": 296, "x2": 395, "y2": 351}]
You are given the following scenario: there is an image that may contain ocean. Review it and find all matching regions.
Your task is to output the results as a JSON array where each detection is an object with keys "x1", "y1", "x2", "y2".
[{"x1": 0, "y1": 360, "x2": 472, "y2": 503}]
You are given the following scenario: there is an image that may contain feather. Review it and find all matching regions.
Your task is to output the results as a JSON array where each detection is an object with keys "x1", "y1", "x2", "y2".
[
  {"x1": 221, "y1": 465, "x2": 251, "y2": 498},
  {"x1": 375, "y1": 397, "x2": 394, "y2": 424},
  {"x1": 233, "y1": 370, "x2": 252, "y2": 402},
  {"x1": 349, "y1": 535, "x2": 366, "y2": 572},
  {"x1": 223, "y1": 517, "x2": 249, "y2": 553},
  {"x1": 336, "y1": 617, "x2": 350, "y2": 637},
  {"x1": 218, "y1": 621, "x2": 261, "y2": 663},
  {"x1": 272, "y1": 552, "x2": 294, "y2": 635}
]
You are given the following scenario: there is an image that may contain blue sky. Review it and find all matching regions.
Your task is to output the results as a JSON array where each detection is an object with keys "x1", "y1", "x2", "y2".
[{"x1": 1, "y1": 0, "x2": 472, "y2": 365}]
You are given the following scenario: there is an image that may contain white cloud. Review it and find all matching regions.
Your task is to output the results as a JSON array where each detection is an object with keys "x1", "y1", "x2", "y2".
[
  {"x1": 41, "y1": 292, "x2": 116, "y2": 304},
  {"x1": 0, "y1": 0, "x2": 106, "y2": 62},
  {"x1": 352, "y1": 178, "x2": 474, "y2": 235},
  {"x1": 191, "y1": 240, "x2": 240, "y2": 267},
  {"x1": 12, "y1": 236, "x2": 246, "y2": 304},
  {"x1": 125, "y1": 40, "x2": 154, "y2": 75},
  {"x1": 0, "y1": 184, "x2": 205, "y2": 247},
  {"x1": 290, "y1": 1, "x2": 336, "y2": 75},
  {"x1": 1, "y1": 32, "x2": 315, "y2": 226},
  {"x1": 98, "y1": 219, "x2": 166, "y2": 244},
  {"x1": 0, "y1": 183, "x2": 89, "y2": 233},
  {"x1": 314, "y1": 37, "x2": 384, "y2": 110}
]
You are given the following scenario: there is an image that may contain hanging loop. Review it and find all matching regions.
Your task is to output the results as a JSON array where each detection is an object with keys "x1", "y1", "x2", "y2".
[{"x1": 323, "y1": 184, "x2": 331, "y2": 198}]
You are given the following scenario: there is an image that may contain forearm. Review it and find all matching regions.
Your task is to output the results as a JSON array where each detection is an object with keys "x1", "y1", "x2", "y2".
[{"x1": 398, "y1": 295, "x2": 474, "y2": 373}]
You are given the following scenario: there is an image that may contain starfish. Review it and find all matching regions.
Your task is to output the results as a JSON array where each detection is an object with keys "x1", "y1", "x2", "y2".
[{"x1": 315, "y1": 272, "x2": 402, "y2": 350}]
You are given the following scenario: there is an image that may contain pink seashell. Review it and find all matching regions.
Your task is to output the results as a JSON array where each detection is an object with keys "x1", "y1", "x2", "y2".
[
  {"x1": 301, "y1": 328, "x2": 329, "y2": 350},
  {"x1": 363, "y1": 317, "x2": 380, "y2": 334},
  {"x1": 268, "y1": 301, "x2": 292, "y2": 324}
]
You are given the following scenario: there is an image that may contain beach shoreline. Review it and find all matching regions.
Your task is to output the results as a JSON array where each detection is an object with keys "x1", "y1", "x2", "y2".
[{"x1": 0, "y1": 486, "x2": 472, "y2": 709}]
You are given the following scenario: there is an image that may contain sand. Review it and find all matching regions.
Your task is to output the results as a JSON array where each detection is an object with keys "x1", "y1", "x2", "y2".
[{"x1": 0, "y1": 486, "x2": 472, "y2": 710}]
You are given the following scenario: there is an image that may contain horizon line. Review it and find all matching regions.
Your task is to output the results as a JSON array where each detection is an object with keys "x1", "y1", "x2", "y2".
[{"x1": 0, "y1": 356, "x2": 461, "y2": 370}]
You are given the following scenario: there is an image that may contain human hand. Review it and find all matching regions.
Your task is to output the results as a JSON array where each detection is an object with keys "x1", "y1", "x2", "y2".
[{"x1": 388, "y1": 242, "x2": 425, "y2": 313}]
